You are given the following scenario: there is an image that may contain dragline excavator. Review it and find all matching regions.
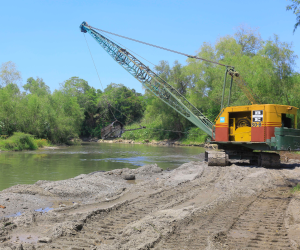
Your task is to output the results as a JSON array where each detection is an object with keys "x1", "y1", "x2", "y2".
[{"x1": 80, "y1": 21, "x2": 300, "y2": 168}]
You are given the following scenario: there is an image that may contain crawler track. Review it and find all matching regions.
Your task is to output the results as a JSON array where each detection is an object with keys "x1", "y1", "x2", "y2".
[
  {"x1": 51, "y1": 167, "x2": 226, "y2": 249},
  {"x1": 155, "y1": 195, "x2": 257, "y2": 249},
  {"x1": 226, "y1": 189, "x2": 291, "y2": 249},
  {"x1": 155, "y1": 188, "x2": 292, "y2": 250}
]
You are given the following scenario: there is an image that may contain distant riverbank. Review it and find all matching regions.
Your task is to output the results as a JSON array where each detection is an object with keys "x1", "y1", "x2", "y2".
[{"x1": 89, "y1": 138, "x2": 207, "y2": 147}]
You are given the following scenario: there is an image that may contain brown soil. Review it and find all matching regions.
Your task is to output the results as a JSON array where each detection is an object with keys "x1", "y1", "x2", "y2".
[{"x1": 1, "y1": 155, "x2": 300, "y2": 250}]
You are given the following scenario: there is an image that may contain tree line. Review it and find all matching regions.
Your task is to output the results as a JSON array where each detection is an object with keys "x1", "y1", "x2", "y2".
[
  {"x1": 0, "y1": 73, "x2": 145, "y2": 143},
  {"x1": 0, "y1": 26, "x2": 299, "y2": 143}
]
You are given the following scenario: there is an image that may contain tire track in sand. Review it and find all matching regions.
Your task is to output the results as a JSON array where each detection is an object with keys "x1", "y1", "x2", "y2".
[
  {"x1": 226, "y1": 188, "x2": 291, "y2": 249},
  {"x1": 51, "y1": 166, "x2": 225, "y2": 249},
  {"x1": 155, "y1": 187, "x2": 291, "y2": 250}
]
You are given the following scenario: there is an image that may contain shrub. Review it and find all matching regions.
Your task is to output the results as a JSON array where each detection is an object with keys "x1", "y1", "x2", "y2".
[
  {"x1": 34, "y1": 138, "x2": 50, "y2": 148},
  {"x1": 0, "y1": 132, "x2": 38, "y2": 151},
  {"x1": 180, "y1": 127, "x2": 209, "y2": 145}
]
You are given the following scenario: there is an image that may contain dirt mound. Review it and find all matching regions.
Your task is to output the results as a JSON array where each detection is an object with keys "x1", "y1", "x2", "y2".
[
  {"x1": 135, "y1": 163, "x2": 163, "y2": 174},
  {"x1": 165, "y1": 161, "x2": 205, "y2": 186}
]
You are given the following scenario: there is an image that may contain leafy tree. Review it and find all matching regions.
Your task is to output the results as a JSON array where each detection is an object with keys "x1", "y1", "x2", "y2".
[
  {"x1": 184, "y1": 27, "x2": 297, "y2": 110},
  {"x1": 100, "y1": 83, "x2": 146, "y2": 126},
  {"x1": 60, "y1": 77, "x2": 100, "y2": 137},
  {"x1": 144, "y1": 61, "x2": 192, "y2": 139},
  {"x1": 0, "y1": 83, "x2": 23, "y2": 135},
  {"x1": 234, "y1": 25, "x2": 262, "y2": 56},
  {"x1": 0, "y1": 61, "x2": 22, "y2": 87},
  {"x1": 23, "y1": 77, "x2": 50, "y2": 96},
  {"x1": 49, "y1": 90, "x2": 84, "y2": 142},
  {"x1": 0, "y1": 73, "x2": 85, "y2": 142},
  {"x1": 17, "y1": 78, "x2": 53, "y2": 139},
  {"x1": 287, "y1": 0, "x2": 300, "y2": 33},
  {"x1": 60, "y1": 77, "x2": 98, "y2": 110},
  {"x1": 259, "y1": 34, "x2": 297, "y2": 104}
]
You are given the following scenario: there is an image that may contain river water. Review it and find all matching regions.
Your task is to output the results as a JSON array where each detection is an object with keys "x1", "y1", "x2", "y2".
[{"x1": 0, "y1": 142, "x2": 205, "y2": 191}]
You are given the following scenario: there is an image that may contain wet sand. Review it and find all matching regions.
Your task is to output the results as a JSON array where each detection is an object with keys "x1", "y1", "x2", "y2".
[{"x1": 1, "y1": 156, "x2": 300, "y2": 249}]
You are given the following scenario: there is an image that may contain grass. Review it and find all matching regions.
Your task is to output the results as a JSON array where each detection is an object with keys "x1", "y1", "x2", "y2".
[
  {"x1": 291, "y1": 184, "x2": 300, "y2": 193},
  {"x1": 179, "y1": 127, "x2": 208, "y2": 145},
  {"x1": 0, "y1": 132, "x2": 51, "y2": 151}
]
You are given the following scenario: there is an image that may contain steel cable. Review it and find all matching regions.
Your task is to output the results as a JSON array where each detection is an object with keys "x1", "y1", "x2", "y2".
[
  {"x1": 83, "y1": 33, "x2": 136, "y2": 124},
  {"x1": 83, "y1": 31, "x2": 212, "y2": 137},
  {"x1": 90, "y1": 26, "x2": 233, "y2": 67}
]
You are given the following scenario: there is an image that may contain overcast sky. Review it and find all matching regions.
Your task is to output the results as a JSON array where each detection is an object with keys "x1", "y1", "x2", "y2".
[{"x1": 1, "y1": 0, "x2": 299, "y2": 94}]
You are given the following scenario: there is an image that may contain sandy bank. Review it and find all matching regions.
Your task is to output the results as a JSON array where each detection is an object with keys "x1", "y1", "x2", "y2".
[{"x1": 1, "y1": 157, "x2": 300, "y2": 249}]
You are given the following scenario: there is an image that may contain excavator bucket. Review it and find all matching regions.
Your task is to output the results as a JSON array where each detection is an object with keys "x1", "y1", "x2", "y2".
[{"x1": 101, "y1": 121, "x2": 124, "y2": 139}]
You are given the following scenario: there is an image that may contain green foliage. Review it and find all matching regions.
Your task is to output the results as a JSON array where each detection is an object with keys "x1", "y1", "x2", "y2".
[
  {"x1": 184, "y1": 26, "x2": 298, "y2": 115},
  {"x1": 287, "y1": 0, "x2": 300, "y2": 32},
  {"x1": 23, "y1": 77, "x2": 50, "y2": 96},
  {"x1": 291, "y1": 183, "x2": 300, "y2": 193},
  {"x1": 122, "y1": 116, "x2": 172, "y2": 141},
  {"x1": 122, "y1": 120, "x2": 208, "y2": 144},
  {"x1": 143, "y1": 61, "x2": 192, "y2": 139},
  {"x1": 49, "y1": 90, "x2": 84, "y2": 143},
  {"x1": 60, "y1": 77, "x2": 99, "y2": 137},
  {"x1": 34, "y1": 138, "x2": 50, "y2": 148},
  {"x1": 180, "y1": 127, "x2": 209, "y2": 145},
  {"x1": 0, "y1": 83, "x2": 23, "y2": 135},
  {"x1": 0, "y1": 77, "x2": 84, "y2": 143},
  {"x1": 0, "y1": 132, "x2": 38, "y2": 151},
  {"x1": 99, "y1": 83, "x2": 146, "y2": 126},
  {"x1": 0, "y1": 71, "x2": 146, "y2": 144},
  {"x1": 0, "y1": 133, "x2": 50, "y2": 151}
]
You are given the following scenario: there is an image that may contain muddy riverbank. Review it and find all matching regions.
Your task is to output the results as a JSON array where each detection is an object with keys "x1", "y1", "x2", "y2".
[{"x1": 1, "y1": 156, "x2": 300, "y2": 249}]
